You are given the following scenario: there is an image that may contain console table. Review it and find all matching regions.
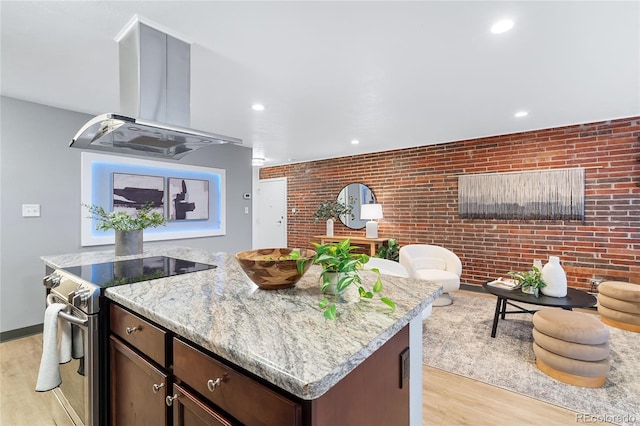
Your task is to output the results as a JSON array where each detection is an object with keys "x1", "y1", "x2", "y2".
[{"x1": 312, "y1": 235, "x2": 389, "y2": 256}]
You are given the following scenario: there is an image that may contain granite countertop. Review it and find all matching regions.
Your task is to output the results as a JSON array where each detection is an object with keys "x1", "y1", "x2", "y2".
[{"x1": 42, "y1": 245, "x2": 442, "y2": 400}]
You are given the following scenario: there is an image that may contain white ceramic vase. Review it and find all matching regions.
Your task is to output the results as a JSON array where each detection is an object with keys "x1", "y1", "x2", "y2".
[
  {"x1": 540, "y1": 255, "x2": 567, "y2": 297},
  {"x1": 326, "y1": 218, "x2": 334, "y2": 236}
]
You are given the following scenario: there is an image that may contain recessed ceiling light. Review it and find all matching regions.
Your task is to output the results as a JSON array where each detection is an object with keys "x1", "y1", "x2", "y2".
[
  {"x1": 350, "y1": 139, "x2": 359, "y2": 145},
  {"x1": 251, "y1": 104, "x2": 265, "y2": 111},
  {"x1": 491, "y1": 19, "x2": 514, "y2": 34},
  {"x1": 514, "y1": 111, "x2": 528, "y2": 118}
]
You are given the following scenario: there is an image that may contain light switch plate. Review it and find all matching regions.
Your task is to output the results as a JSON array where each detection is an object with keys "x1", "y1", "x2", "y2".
[{"x1": 22, "y1": 204, "x2": 41, "y2": 217}]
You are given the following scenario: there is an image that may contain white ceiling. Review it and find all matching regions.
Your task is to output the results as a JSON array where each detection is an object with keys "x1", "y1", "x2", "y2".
[{"x1": 2, "y1": 1, "x2": 638, "y2": 166}]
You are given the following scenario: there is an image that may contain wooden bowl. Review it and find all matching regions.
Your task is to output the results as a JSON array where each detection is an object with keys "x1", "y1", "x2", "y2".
[{"x1": 235, "y1": 248, "x2": 316, "y2": 290}]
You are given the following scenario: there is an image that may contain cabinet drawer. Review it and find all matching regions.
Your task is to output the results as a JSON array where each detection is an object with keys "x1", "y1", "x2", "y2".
[
  {"x1": 110, "y1": 303, "x2": 166, "y2": 367},
  {"x1": 173, "y1": 338, "x2": 301, "y2": 426}
]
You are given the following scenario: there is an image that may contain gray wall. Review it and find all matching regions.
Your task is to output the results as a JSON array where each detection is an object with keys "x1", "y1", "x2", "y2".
[{"x1": 0, "y1": 96, "x2": 252, "y2": 335}]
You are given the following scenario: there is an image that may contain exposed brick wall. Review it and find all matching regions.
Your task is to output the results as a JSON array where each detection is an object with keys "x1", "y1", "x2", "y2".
[{"x1": 260, "y1": 117, "x2": 640, "y2": 290}]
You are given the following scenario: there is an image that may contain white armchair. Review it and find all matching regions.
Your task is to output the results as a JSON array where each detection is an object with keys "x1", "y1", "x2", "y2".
[
  {"x1": 399, "y1": 244, "x2": 462, "y2": 306},
  {"x1": 363, "y1": 257, "x2": 432, "y2": 319},
  {"x1": 363, "y1": 257, "x2": 409, "y2": 278}
]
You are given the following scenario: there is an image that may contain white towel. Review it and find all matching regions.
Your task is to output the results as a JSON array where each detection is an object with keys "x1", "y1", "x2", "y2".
[
  {"x1": 35, "y1": 303, "x2": 66, "y2": 392},
  {"x1": 59, "y1": 315, "x2": 72, "y2": 364},
  {"x1": 59, "y1": 322, "x2": 84, "y2": 363},
  {"x1": 72, "y1": 324, "x2": 84, "y2": 360}
]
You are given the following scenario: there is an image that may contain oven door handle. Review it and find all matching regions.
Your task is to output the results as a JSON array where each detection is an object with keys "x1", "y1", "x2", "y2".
[{"x1": 46, "y1": 294, "x2": 89, "y2": 328}]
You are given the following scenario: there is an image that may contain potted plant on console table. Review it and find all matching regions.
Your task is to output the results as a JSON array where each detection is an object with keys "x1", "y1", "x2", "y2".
[
  {"x1": 84, "y1": 203, "x2": 167, "y2": 256},
  {"x1": 300, "y1": 239, "x2": 396, "y2": 319}
]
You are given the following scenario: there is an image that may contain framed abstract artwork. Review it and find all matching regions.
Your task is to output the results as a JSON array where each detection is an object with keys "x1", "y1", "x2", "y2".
[
  {"x1": 81, "y1": 152, "x2": 226, "y2": 247},
  {"x1": 168, "y1": 178, "x2": 209, "y2": 220},
  {"x1": 112, "y1": 173, "x2": 165, "y2": 215}
]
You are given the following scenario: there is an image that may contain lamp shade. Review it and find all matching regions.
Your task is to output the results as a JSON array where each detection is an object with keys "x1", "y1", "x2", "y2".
[{"x1": 360, "y1": 203, "x2": 383, "y2": 220}]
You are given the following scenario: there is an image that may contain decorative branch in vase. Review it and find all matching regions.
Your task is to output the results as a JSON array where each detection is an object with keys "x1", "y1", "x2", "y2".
[{"x1": 313, "y1": 199, "x2": 354, "y2": 237}]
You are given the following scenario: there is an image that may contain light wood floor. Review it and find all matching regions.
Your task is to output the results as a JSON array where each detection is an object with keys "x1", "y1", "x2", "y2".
[
  {"x1": 1, "y1": 304, "x2": 603, "y2": 426},
  {"x1": 1, "y1": 332, "x2": 73, "y2": 425}
]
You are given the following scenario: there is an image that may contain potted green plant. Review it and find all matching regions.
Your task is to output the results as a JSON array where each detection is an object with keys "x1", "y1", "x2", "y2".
[
  {"x1": 300, "y1": 239, "x2": 396, "y2": 319},
  {"x1": 375, "y1": 238, "x2": 400, "y2": 262},
  {"x1": 508, "y1": 266, "x2": 547, "y2": 297},
  {"x1": 313, "y1": 199, "x2": 355, "y2": 236},
  {"x1": 84, "y1": 203, "x2": 167, "y2": 256}
]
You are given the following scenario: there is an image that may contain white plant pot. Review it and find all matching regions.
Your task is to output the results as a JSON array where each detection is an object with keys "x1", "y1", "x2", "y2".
[{"x1": 321, "y1": 271, "x2": 345, "y2": 295}]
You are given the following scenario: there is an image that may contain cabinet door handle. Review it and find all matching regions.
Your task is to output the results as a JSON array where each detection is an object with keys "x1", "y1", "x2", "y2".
[
  {"x1": 125, "y1": 326, "x2": 139, "y2": 335},
  {"x1": 152, "y1": 383, "x2": 165, "y2": 393},
  {"x1": 166, "y1": 394, "x2": 179, "y2": 406},
  {"x1": 207, "y1": 377, "x2": 222, "y2": 392}
]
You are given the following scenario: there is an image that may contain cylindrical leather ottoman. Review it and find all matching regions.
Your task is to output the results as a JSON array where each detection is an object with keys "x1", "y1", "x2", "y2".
[
  {"x1": 532, "y1": 308, "x2": 610, "y2": 388},
  {"x1": 597, "y1": 281, "x2": 640, "y2": 332}
]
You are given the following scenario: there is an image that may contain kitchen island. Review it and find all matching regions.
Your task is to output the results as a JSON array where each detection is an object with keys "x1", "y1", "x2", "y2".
[{"x1": 42, "y1": 245, "x2": 442, "y2": 425}]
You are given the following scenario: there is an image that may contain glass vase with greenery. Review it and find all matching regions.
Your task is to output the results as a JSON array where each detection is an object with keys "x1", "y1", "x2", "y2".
[{"x1": 508, "y1": 266, "x2": 547, "y2": 297}]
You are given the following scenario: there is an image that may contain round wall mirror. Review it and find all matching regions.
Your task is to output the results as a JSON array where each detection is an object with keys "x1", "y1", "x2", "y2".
[{"x1": 337, "y1": 183, "x2": 376, "y2": 229}]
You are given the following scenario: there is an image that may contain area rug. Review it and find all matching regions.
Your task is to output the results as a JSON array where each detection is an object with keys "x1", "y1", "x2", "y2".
[{"x1": 422, "y1": 292, "x2": 639, "y2": 426}]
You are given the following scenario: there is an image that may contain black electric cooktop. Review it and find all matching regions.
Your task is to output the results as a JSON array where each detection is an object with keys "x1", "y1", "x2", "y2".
[{"x1": 61, "y1": 256, "x2": 217, "y2": 288}]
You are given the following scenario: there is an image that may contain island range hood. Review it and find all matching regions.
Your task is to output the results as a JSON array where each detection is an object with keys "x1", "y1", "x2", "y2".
[{"x1": 70, "y1": 20, "x2": 241, "y2": 160}]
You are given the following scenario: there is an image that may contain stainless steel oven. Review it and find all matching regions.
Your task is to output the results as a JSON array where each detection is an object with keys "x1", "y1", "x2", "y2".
[
  {"x1": 42, "y1": 256, "x2": 217, "y2": 425},
  {"x1": 44, "y1": 270, "x2": 102, "y2": 426}
]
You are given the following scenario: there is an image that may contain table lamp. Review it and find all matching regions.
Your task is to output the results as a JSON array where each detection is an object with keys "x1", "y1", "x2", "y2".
[{"x1": 360, "y1": 204, "x2": 383, "y2": 239}]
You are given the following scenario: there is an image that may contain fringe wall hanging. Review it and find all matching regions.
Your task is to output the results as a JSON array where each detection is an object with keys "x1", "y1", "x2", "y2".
[{"x1": 458, "y1": 168, "x2": 585, "y2": 220}]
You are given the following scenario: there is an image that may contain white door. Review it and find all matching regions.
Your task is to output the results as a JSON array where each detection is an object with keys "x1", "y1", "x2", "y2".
[{"x1": 255, "y1": 177, "x2": 287, "y2": 248}]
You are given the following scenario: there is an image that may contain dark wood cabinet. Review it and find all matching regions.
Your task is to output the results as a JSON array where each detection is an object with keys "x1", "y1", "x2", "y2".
[
  {"x1": 305, "y1": 325, "x2": 410, "y2": 425},
  {"x1": 109, "y1": 336, "x2": 168, "y2": 426},
  {"x1": 171, "y1": 383, "x2": 233, "y2": 426},
  {"x1": 109, "y1": 302, "x2": 410, "y2": 426}
]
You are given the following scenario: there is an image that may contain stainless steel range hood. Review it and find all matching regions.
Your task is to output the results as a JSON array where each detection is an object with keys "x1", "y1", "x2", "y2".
[{"x1": 70, "y1": 20, "x2": 241, "y2": 160}]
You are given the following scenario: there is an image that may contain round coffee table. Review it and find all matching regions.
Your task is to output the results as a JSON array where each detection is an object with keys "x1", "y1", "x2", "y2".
[{"x1": 482, "y1": 283, "x2": 597, "y2": 338}]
